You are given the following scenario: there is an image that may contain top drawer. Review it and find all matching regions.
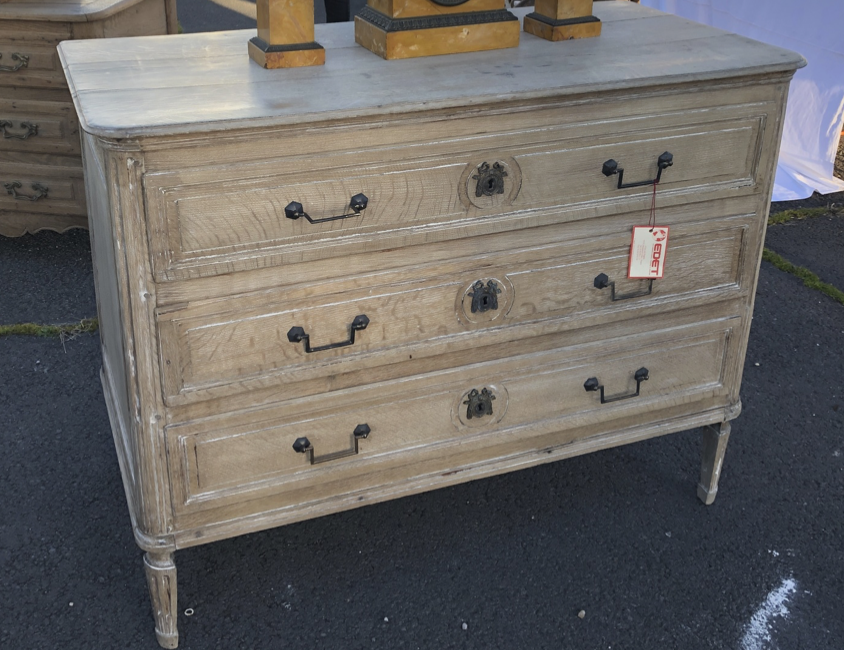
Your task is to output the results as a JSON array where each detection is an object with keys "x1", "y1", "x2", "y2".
[
  {"x1": 144, "y1": 109, "x2": 766, "y2": 282},
  {"x1": 0, "y1": 22, "x2": 69, "y2": 89}
]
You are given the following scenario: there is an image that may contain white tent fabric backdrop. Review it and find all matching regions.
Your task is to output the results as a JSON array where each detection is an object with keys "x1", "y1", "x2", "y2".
[{"x1": 639, "y1": 0, "x2": 844, "y2": 201}]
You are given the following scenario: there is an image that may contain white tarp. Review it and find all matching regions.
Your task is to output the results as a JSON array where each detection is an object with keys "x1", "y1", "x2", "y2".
[{"x1": 639, "y1": 0, "x2": 844, "y2": 201}]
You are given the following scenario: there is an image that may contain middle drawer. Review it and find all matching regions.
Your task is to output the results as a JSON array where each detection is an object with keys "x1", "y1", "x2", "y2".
[{"x1": 157, "y1": 213, "x2": 752, "y2": 409}]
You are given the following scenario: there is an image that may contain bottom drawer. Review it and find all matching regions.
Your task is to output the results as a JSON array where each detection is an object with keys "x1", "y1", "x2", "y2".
[
  {"x1": 168, "y1": 316, "x2": 738, "y2": 518},
  {"x1": 0, "y1": 159, "x2": 86, "y2": 217},
  {"x1": 0, "y1": 209, "x2": 88, "y2": 236}
]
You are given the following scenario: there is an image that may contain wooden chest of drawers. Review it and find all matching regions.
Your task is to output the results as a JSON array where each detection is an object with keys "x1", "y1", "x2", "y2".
[
  {"x1": 0, "y1": 0, "x2": 176, "y2": 237},
  {"x1": 59, "y1": 4, "x2": 804, "y2": 647}
]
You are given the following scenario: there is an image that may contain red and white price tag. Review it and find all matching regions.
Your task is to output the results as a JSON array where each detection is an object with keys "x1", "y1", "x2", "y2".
[{"x1": 628, "y1": 226, "x2": 669, "y2": 279}]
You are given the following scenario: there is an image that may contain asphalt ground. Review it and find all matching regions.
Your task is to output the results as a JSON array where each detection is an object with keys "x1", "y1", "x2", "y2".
[
  {"x1": 2, "y1": 7, "x2": 843, "y2": 649},
  {"x1": 2, "y1": 209, "x2": 843, "y2": 650}
]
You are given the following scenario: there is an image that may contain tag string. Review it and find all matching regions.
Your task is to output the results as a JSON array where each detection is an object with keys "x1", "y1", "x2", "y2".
[{"x1": 648, "y1": 178, "x2": 659, "y2": 231}]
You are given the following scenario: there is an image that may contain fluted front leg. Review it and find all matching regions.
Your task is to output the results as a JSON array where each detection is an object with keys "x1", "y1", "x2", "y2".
[
  {"x1": 144, "y1": 551, "x2": 178, "y2": 649},
  {"x1": 698, "y1": 421, "x2": 731, "y2": 505}
]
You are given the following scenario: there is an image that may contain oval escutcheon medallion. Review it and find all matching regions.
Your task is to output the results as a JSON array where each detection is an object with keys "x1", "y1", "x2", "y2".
[
  {"x1": 456, "y1": 276, "x2": 514, "y2": 326},
  {"x1": 459, "y1": 156, "x2": 522, "y2": 210},
  {"x1": 452, "y1": 383, "x2": 509, "y2": 429}
]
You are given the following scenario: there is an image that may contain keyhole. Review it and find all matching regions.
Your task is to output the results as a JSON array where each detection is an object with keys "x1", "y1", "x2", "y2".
[
  {"x1": 481, "y1": 295, "x2": 489, "y2": 308},
  {"x1": 485, "y1": 177, "x2": 496, "y2": 193},
  {"x1": 475, "y1": 402, "x2": 485, "y2": 415}
]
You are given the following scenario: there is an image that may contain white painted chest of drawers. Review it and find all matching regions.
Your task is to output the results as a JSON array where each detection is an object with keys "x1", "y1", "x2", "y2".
[
  {"x1": 59, "y1": 4, "x2": 804, "y2": 647},
  {"x1": 0, "y1": 0, "x2": 176, "y2": 236}
]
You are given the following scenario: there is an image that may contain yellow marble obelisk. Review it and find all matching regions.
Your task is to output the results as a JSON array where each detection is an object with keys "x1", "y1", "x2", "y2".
[
  {"x1": 524, "y1": 0, "x2": 602, "y2": 41},
  {"x1": 248, "y1": 0, "x2": 325, "y2": 68}
]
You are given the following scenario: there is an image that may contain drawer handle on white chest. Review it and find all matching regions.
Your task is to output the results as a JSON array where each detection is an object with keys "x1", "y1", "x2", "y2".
[
  {"x1": 602, "y1": 152, "x2": 673, "y2": 189},
  {"x1": 0, "y1": 121, "x2": 38, "y2": 140},
  {"x1": 284, "y1": 193, "x2": 368, "y2": 224},
  {"x1": 4, "y1": 181, "x2": 48, "y2": 202},
  {"x1": 287, "y1": 314, "x2": 370, "y2": 353},
  {"x1": 0, "y1": 53, "x2": 29, "y2": 73},
  {"x1": 292, "y1": 424, "x2": 371, "y2": 465},
  {"x1": 594, "y1": 273, "x2": 654, "y2": 301},
  {"x1": 584, "y1": 367, "x2": 649, "y2": 404}
]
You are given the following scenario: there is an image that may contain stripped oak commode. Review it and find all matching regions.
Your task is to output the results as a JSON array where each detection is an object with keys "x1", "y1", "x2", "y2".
[
  {"x1": 58, "y1": 4, "x2": 804, "y2": 647},
  {"x1": 0, "y1": 0, "x2": 176, "y2": 236}
]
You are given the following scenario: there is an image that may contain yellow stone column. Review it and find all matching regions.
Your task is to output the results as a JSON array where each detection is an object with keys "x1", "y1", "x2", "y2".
[
  {"x1": 248, "y1": 0, "x2": 325, "y2": 68},
  {"x1": 524, "y1": 0, "x2": 602, "y2": 42}
]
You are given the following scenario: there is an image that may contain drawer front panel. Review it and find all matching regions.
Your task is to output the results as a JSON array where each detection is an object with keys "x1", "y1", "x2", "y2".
[
  {"x1": 512, "y1": 119, "x2": 760, "y2": 208},
  {"x1": 145, "y1": 114, "x2": 763, "y2": 282},
  {"x1": 158, "y1": 215, "x2": 750, "y2": 404},
  {"x1": 0, "y1": 99, "x2": 80, "y2": 155},
  {"x1": 169, "y1": 320, "x2": 734, "y2": 513},
  {"x1": 0, "y1": 161, "x2": 86, "y2": 215},
  {"x1": 0, "y1": 28, "x2": 68, "y2": 89}
]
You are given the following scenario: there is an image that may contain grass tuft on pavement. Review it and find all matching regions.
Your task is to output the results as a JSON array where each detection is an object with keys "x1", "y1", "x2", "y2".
[
  {"x1": 763, "y1": 249, "x2": 844, "y2": 306},
  {"x1": 0, "y1": 318, "x2": 99, "y2": 339},
  {"x1": 768, "y1": 205, "x2": 843, "y2": 226}
]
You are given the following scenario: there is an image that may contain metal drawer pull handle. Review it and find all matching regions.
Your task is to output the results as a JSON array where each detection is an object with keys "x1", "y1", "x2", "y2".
[
  {"x1": 1, "y1": 121, "x2": 38, "y2": 140},
  {"x1": 284, "y1": 193, "x2": 368, "y2": 224},
  {"x1": 292, "y1": 424, "x2": 371, "y2": 465},
  {"x1": 5, "y1": 181, "x2": 48, "y2": 202},
  {"x1": 0, "y1": 52, "x2": 29, "y2": 73},
  {"x1": 593, "y1": 273, "x2": 654, "y2": 301},
  {"x1": 602, "y1": 151, "x2": 673, "y2": 189},
  {"x1": 287, "y1": 314, "x2": 370, "y2": 353},
  {"x1": 584, "y1": 367, "x2": 649, "y2": 404}
]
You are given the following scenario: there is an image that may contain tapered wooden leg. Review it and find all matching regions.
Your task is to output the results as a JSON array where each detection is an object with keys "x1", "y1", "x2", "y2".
[
  {"x1": 698, "y1": 421, "x2": 731, "y2": 505},
  {"x1": 144, "y1": 551, "x2": 178, "y2": 649}
]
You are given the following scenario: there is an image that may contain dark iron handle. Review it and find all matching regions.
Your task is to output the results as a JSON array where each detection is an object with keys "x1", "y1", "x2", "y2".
[
  {"x1": 5, "y1": 181, "x2": 48, "y2": 202},
  {"x1": 287, "y1": 314, "x2": 369, "y2": 353},
  {"x1": 584, "y1": 367, "x2": 649, "y2": 404},
  {"x1": 285, "y1": 193, "x2": 368, "y2": 224},
  {"x1": 593, "y1": 273, "x2": 654, "y2": 301},
  {"x1": 0, "y1": 53, "x2": 29, "y2": 73},
  {"x1": 292, "y1": 424, "x2": 371, "y2": 465},
  {"x1": 0, "y1": 121, "x2": 38, "y2": 140},
  {"x1": 602, "y1": 152, "x2": 673, "y2": 189}
]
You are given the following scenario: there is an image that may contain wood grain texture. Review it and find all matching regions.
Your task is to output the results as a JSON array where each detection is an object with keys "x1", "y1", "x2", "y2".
[
  {"x1": 0, "y1": 0, "x2": 172, "y2": 235},
  {"x1": 0, "y1": 210, "x2": 87, "y2": 236},
  {"x1": 57, "y1": 4, "x2": 805, "y2": 139},
  {"x1": 698, "y1": 421, "x2": 731, "y2": 505},
  {"x1": 0, "y1": 0, "x2": 161, "y2": 22},
  {"x1": 174, "y1": 400, "x2": 739, "y2": 547},
  {"x1": 144, "y1": 551, "x2": 178, "y2": 649},
  {"x1": 170, "y1": 320, "x2": 733, "y2": 515},
  {"x1": 156, "y1": 216, "x2": 748, "y2": 408},
  {"x1": 141, "y1": 90, "x2": 772, "y2": 282},
  {"x1": 0, "y1": 159, "x2": 86, "y2": 215},
  {"x1": 65, "y1": 7, "x2": 802, "y2": 646},
  {"x1": 0, "y1": 98, "x2": 81, "y2": 155}
]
